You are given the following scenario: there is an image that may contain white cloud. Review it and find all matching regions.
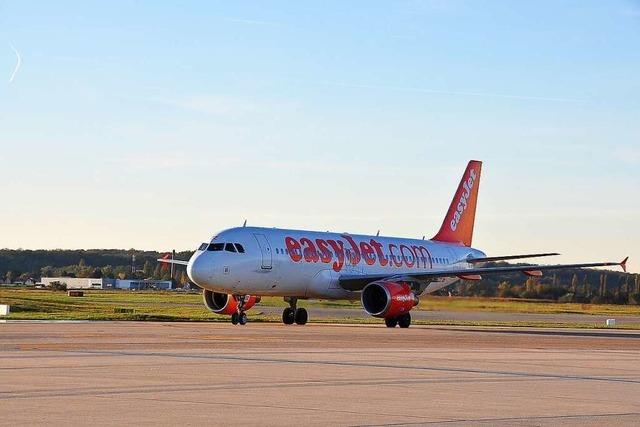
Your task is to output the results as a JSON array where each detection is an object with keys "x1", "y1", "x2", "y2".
[
  {"x1": 320, "y1": 81, "x2": 585, "y2": 103},
  {"x1": 613, "y1": 147, "x2": 640, "y2": 164},
  {"x1": 157, "y1": 95, "x2": 259, "y2": 118}
]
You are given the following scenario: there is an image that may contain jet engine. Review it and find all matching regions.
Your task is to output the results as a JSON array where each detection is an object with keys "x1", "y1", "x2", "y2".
[
  {"x1": 203, "y1": 290, "x2": 259, "y2": 315},
  {"x1": 361, "y1": 281, "x2": 418, "y2": 318}
]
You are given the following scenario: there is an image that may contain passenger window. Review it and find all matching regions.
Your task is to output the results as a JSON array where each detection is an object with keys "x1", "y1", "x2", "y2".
[
  {"x1": 208, "y1": 243, "x2": 224, "y2": 251},
  {"x1": 225, "y1": 243, "x2": 237, "y2": 253},
  {"x1": 235, "y1": 243, "x2": 245, "y2": 253}
]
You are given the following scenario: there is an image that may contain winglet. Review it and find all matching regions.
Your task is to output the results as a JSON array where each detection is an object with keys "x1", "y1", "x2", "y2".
[{"x1": 621, "y1": 257, "x2": 629, "y2": 273}]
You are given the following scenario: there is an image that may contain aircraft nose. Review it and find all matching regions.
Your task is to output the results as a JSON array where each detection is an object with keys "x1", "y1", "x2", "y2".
[{"x1": 187, "y1": 253, "x2": 208, "y2": 286}]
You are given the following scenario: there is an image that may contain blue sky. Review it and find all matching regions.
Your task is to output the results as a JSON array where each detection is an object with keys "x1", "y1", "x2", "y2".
[{"x1": 1, "y1": 1, "x2": 639, "y2": 272}]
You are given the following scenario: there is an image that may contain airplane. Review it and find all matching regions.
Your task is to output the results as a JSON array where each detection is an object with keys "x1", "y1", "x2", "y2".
[{"x1": 159, "y1": 160, "x2": 628, "y2": 328}]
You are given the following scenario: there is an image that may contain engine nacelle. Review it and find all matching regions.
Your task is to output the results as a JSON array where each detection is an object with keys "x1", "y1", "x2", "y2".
[
  {"x1": 203, "y1": 290, "x2": 260, "y2": 315},
  {"x1": 361, "y1": 281, "x2": 418, "y2": 318}
]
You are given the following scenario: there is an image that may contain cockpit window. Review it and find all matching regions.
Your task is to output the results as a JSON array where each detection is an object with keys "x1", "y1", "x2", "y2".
[
  {"x1": 208, "y1": 243, "x2": 224, "y2": 251},
  {"x1": 235, "y1": 243, "x2": 245, "y2": 253},
  {"x1": 198, "y1": 243, "x2": 208, "y2": 251},
  {"x1": 225, "y1": 243, "x2": 237, "y2": 253}
]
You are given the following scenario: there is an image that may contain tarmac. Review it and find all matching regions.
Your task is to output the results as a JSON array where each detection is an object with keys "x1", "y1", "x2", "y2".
[
  {"x1": 259, "y1": 306, "x2": 640, "y2": 325},
  {"x1": 2, "y1": 321, "x2": 640, "y2": 426}
]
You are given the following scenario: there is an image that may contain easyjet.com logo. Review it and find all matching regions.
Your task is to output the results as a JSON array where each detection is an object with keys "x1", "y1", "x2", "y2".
[{"x1": 450, "y1": 169, "x2": 477, "y2": 232}]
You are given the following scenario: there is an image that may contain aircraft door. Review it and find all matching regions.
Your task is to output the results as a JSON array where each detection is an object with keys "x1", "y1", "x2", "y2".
[{"x1": 253, "y1": 233, "x2": 273, "y2": 270}]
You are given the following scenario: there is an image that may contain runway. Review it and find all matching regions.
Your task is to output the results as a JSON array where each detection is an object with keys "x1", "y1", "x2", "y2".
[{"x1": 2, "y1": 322, "x2": 640, "y2": 426}]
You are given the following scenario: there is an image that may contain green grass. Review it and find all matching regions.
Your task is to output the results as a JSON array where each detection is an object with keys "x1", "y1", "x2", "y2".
[{"x1": 2, "y1": 289, "x2": 640, "y2": 327}]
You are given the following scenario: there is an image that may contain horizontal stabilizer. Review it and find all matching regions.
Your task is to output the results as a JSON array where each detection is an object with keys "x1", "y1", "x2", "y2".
[{"x1": 468, "y1": 253, "x2": 560, "y2": 263}]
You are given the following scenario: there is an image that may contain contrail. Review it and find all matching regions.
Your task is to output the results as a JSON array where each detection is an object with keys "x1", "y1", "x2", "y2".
[
  {"x1": 322, "y1": 81, "x2": 585, "y2": 103},
  {"x1": 223, "y1": 17, "x2": 280, "y2": 26},
  {"x1": 9, "y1": 43, "x2": 21, "y2": 83}
]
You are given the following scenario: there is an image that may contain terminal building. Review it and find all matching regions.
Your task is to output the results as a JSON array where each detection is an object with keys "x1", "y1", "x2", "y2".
[{"x1": 39, "y1": 277, "x2": 173, "y2": 290}]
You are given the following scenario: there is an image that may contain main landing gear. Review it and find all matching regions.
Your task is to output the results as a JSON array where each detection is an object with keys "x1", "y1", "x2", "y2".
[
  {"x1": 385, "y1": 313, "x2": 411, "y2": 328},
  {"x1": 282, "y1": 297, "x2": 308, "y2": 325},
  {"x1": 231, "y1": 295, "x2": 249, "y2": 326}
]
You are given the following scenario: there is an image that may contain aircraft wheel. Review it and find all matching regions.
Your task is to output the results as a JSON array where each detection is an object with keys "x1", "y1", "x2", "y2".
[
  {"x1": 398, "y1": 313, "x2": 411, "y2": 328},
  {"x1": 282, "y1": 307, "x2": 295, "y2": 325},
  {"x1": 238, "y1": 312, "x2": 248, "y2": 325},
  {"x1": 294, "y1": 308, "x2": 308, "y2": 325},
  {"x1": 231, "y1": 312, "x2": 239, "y2": 325},
  {"x1": 384, "y1": 317, "x2": 398, "y2": 328}
]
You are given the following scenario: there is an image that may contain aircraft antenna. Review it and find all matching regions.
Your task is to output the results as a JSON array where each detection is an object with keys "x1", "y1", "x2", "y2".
[
  {"x1": 376, "y1": 230, "x2": 380, "y2": 236},
  {"x1": 243, "y1": 219, "x2": 247, "y2": 227}
]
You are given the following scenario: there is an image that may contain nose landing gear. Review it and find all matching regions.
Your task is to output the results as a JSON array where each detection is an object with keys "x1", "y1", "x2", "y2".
[
  {"x1": 282, "y1": 297, "x2": 308, "y2": 325},
  {"x1": 231, "y1": 311, "x2": 248, "y2": 325}
]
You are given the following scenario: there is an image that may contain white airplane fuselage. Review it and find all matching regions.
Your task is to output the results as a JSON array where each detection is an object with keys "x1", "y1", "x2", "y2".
[{"x1": 187, "y1": 226, "x2": 485, "y2": 299}]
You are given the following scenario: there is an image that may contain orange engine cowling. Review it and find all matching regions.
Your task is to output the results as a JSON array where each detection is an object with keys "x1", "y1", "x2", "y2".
[
  {"x1": 361, "y1": 281, "x2": 418, "y2": 318},
  {"x1": 203, "y1": 290, "x2": 260, "y2": 315}
]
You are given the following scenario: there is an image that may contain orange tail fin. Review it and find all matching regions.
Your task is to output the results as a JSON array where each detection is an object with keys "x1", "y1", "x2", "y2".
[{"x1": 432, "y1": 160, "x2": 482, "y2": 247}]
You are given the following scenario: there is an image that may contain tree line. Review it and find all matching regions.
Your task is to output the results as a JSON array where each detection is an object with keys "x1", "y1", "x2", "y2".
[
  {"x1": 449, "y1": 262, "x2": 640, "y2": 305},
  {"x1": 0, "y1": 249, "x2": 193, "y2": 287}
]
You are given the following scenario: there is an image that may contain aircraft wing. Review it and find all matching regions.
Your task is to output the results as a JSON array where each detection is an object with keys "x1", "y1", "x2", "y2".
[
  {"x1": 156, "y1": 258, "x2": 189, "y2": 266},
  {"x1": 338, "y1": 257, "x2": 628, "y2": 291},
  {"x1": 467, "y1": 252, "x2": 559, "y2": 263}
]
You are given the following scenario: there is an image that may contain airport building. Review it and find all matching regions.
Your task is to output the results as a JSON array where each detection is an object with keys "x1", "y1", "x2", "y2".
[
  {"x1": 39, "y1": 277, "x2": 173, "y2": 290},
  {"x1": 39, "y1": 277, "x2": 116, "y2": 289},
  {"x1": 114, "y1": 280, "x2": 173, "y2": 290}
]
